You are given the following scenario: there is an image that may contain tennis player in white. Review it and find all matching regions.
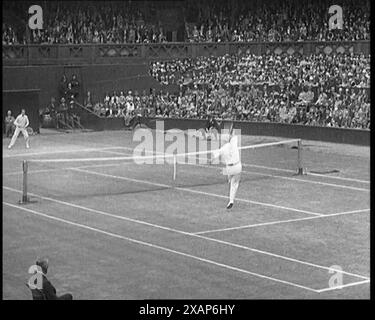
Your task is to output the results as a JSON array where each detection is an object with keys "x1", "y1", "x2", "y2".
[
  {"x1": 211, "y1": 123, "x2": 242, "y2": 209},
  {"x1": 8, "y1": 109, "x2": 30, "y2": 149}
]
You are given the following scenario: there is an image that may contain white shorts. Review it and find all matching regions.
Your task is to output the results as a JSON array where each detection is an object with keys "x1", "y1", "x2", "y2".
[
  {"x1": 223, "y1": 162, "x2": 242, "y2": 176},
  {"x1": 14, "y1": 127, "x2": 29, "y2": 139}
]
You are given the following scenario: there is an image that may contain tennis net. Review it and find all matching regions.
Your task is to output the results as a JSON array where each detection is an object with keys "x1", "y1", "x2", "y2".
[{"x1": 18, "y1": 138, "x2": 303, "y2": 203}]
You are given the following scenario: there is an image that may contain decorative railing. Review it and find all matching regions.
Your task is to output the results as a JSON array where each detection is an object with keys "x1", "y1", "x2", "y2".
[{"x1": 2, "y1": 41, "x2": 370, "y2": 66}]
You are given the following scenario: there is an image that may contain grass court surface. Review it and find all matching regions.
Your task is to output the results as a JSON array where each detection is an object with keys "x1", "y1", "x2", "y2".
[{"x1": 3, "y1": 129, "x2": 370, "y2": 299}]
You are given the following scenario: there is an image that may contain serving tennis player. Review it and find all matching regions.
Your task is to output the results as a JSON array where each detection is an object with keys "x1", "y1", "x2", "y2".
[
  {"x1": 8, "y1": 109, "x2": 30, "y2": 149},
  {"x1": 211, "y1": 123, "x2": 242, "y2": 209}
]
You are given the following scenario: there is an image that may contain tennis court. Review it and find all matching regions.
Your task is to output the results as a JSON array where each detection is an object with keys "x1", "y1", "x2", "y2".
[{"x1": 2, "y1": 129, "x2": 370, "y2": 299}]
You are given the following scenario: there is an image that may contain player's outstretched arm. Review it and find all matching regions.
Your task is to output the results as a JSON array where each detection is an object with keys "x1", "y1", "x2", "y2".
[{"x1": 209, "y1": 148, "x2": 222, "y2": 164}]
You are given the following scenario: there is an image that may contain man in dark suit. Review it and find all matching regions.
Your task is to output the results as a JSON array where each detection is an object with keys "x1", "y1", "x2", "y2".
[
  {"x1": 70, "y1": 74, "x2": 80, "y2": 100},
  {"x1": 59, "y1": 75, "x2": 68, "y2": 100},
  {"x1": 205, "y1": 114, "x2": 221, "y2": 140},
  {"x1": 4, "y1": 110, "x2": 15, "y2": 137},
  {"x1": 28, "y1": 257, "x2": 73, "y2": 300}
]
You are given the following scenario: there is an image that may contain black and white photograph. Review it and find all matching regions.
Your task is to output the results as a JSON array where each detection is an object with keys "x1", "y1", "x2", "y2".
[{"x1": 2, "y1": 0, "x2": 370, "y2": 304}]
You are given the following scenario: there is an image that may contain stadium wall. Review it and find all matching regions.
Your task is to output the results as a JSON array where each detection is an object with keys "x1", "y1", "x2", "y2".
[
  {"x1": 2, "y1": 63, "x2": 162, "y2": 109},
  {"x1": 3, "y1": 41, "x2": 369, "y2": 109},
  {"x1": 159, "y1": 119, "x2": 370, "y2": 146},
  {"x1": 3, "y1": 42, "x2": 370, "y2": 66},
  {"x1": 79, "y1": 117, "x2": 369, "y2": 146}
]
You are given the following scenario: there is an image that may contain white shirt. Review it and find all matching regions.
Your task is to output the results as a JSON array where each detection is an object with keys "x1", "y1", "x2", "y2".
[
  {"x1": 14, "y1": 114, "x2": 29, "y2": 128},
  {"x1": 127, "y1": 102, "x2": 134, "y2": 112},
  {"x1": 213, "y1": 135, "x2": 240, "y2": 165}
]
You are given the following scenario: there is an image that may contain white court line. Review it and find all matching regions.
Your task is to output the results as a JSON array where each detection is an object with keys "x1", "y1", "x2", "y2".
[
  {"x1": 315, "y1": 279, "x2": 370, "y2": 293},
  {"x1": 3, "y1": 185, "x2": 368, "y2": 282},
  {"x1": 4, "y1": 147, "x2": 344, "y2": 217},
  {"x1": 72, "y1": 167, "x2": 323, "y2": 216},
  {"x1": 194, "y1": 209, "x2": 370, "y2": 235},
  {"x1": 101, "y1": 147, "x2": 369, "y2": 192},
  {"x1": 3, "y1": 159, "x2": 134, "y2": 176},
  {"x1": 177, "y1": 157, "x2": 370, "y2": 193},
  {"x1": 241, "y1": 169, "x2": 369, "y2": 192},
  {"x1": 3, "y1": 148, "x2": 133, "y2": 176},
  {"x1": 3, "y1": 137, "x2": 369, "y2": 185},
  {"x1": 4, "y1": 144, "x2": 369, "y2": 188},
  {"x1": 305, "y1": 172, "x2": 370, "y2": 184},
  {"x1": 3, "y1": 151, "x2": 370, "y2": 193},
  {"x1": 4, "y1": 146, "x2": 369, "y2": 200},
  {"x1": 2, "y1": 146, "x2": 127, "y2": 158},
  {"x1": 241, "y1": 163, "x2": 370, "y2": 184},
  {"x1": 107, "y1": 144, "x2": 370, "y2": 185},
  {"x1": 3, "y1": 201, "x2": 319, "y2": 293},
  {"x1": 5, "y1": 148, "x2": 323, "y2": 217},
  {"x1": 111, "y1": 146, "x2": 370, "y2": 191}
]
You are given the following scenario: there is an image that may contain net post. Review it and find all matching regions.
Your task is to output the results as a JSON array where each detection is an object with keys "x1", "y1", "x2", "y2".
[
  {"x1": 297, "y1": 139, "x2": 303, "y2": 175},
  {"x1": 19, "y1": 160, "x2": 29, "y2": 204},
  {"x1": 173, "y1": 155, "x2": 177, "y2": 180}
]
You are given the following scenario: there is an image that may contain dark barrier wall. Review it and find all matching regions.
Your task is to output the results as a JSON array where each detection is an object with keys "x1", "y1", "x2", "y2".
[
  {"x1": 79, "y1": 113, "x2": 125, "y2": 131},
  {"x1": 3, "y1": 41, "x2": 370, "y2": 66},
  {"x1": 3, "y1": 90, "x2": 40, "y2": 133},
  {"x1": 3, "y1": 63, "x2": 162, "y2": 109},
  {"x1": 3, "y1": 65, "x2": 63, "y2": 110},
  {"x1": 80, "y1": 116, "x2": 369, "y2": 146},
  {"x1": 161, "y1": 118, "x2": 370, "y2": 146}
]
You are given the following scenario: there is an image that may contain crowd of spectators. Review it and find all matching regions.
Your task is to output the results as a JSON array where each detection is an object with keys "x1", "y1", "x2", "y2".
[
  {"x1": 87, "y1": 87, "x2": 370, "y2": 129},
  {"x1": 2, "y1": 24, "x2": 20, "y2": 45},
  {"x1": 150, "y1": 52, "x2": 370, "y2": 89},
  {"x1": 3, "y1": 0, "x2": 370, "y2": 44},
  {"x1": 3, "y1": 1, "x2": 166, "y2": 45},
  {"x1": 184, "y1": 0, "x2": 370, "y2": 42},
  {"x1": 84, "y1": 51, "x2": 370, "y2": 129},
  {"x1": 41, "y1": 74, "x2": 82, "y2": 129},
  {"x1": 148, "y1": 51, "x2": 370, "y2": 129}
]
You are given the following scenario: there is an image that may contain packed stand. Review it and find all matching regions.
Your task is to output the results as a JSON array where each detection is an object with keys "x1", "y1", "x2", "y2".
[
  {"x1": 184, "y1": 0, "x2": 370, "y2": 42},
  {"x1": 3, "y1": 0, "x2": 370, "y2": 44},
  {"x1": 147, "y1": 52, "x2": 370, "y2": 129},
  {"x1": 3, "y1": 1, "x2": 166, "y2": 45}
]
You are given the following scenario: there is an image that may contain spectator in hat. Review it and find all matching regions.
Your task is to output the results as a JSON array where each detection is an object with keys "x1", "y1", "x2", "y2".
[{"x1": 28, "y1": 257, "x2": 73, "y2": 300}]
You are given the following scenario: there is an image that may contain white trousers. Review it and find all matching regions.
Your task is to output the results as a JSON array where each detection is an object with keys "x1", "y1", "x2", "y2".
[
  {"x1": 223, "y1": 163, "x2": 242, "y2": 203},
  {"x1": 9, "y1": 127, "x2": 29, "y2": 147}
]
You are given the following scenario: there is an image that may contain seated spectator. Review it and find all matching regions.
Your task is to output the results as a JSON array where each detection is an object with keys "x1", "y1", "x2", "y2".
[
  {"x1": 27, "y1": 257, "x2": 73, "y2": 300},
  {"x1": 297, "y1": 85, "x2": 315, "y2": 105},
  {"x1": 118, "y1": 91, "x2": 126, "y2": 108},
  {"x1": 84, "y1": 91, "x2": 93, "y2": 110}
]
